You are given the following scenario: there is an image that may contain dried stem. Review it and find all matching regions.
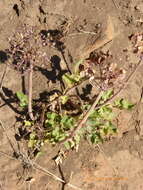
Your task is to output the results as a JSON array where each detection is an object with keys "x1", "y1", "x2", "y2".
[
  {"x1": 0, "y1": 64, "x2": 8, "y2": 90},
  {"x1": 28, "y1": 62, "x2": 34, "y2": 120}
]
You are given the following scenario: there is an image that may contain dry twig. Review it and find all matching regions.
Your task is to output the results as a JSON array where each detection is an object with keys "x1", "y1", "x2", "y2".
[
  {"x1": 0, "y1": 64, "x2": 8, "y2": 90},
  {"x1": 28, "y1": 62, "x2": 34, "y2": 120}
]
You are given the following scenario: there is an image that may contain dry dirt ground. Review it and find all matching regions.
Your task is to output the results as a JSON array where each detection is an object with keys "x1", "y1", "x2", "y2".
[{"x1": 0, "y1": 0, "x2": 143, "y2": 190}]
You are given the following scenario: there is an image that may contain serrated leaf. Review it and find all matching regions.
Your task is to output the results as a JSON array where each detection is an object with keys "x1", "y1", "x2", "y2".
[
  {"x1": 46, "y1": 112, "x2": 61, "y2": 127},
  {"x1": 86, "y1": 119, "x2": 101, "y2": 128},
  {"x1": 58, "y1": 134, "x2": 66, "y2": 141},
  {"x1": 46, "y1": 112, "x2": 59, "y2": 120},
  {"x1": 89, "y1": 110, "x2": 100, "y2": 118},
  {"x1": 52, "y1": 127, "x2": 60, "y2": 137}
]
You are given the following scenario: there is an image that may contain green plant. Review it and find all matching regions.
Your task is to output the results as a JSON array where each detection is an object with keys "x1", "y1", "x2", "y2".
[
  {"x1": 26, "y1": 95, "x2": 134, "y2": 151},
  {"x1": 62, "y1": 73, "x2": 82, "y2": 88},
  {"x1": 114, "y1": 98, "x2": 134, "y2": 110},
  {"x1": 25, "y1": 55, "x2": 135, "y2": 152},
  {"x1": 45, "y1": 113, "x2": 75, "y2": 143},
  {"x1": 16, "y1": 91, "x2": 28, "y2": 108}
]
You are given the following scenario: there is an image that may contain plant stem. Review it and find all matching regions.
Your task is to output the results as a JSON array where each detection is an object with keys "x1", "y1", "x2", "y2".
[
  {"x1": 75, "y1": 91, "x2": 103, "y2": 132},
  {"x1": 60, "y1": 91, "x2": 104, "y2": 144},
  {"x1": 28, "y1": 62, "x2": 34, "y2": 120}
]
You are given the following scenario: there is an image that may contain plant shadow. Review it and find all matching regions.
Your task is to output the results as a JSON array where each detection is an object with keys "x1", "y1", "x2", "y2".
[
  {"x1": 36, "y1": 55, "x2": 68, "y2": 91},
  {"x1": 0, "y1": 87, "x2": 25, "y2": 115},
  {"x1": 0, "y1": 50, "x2": 9, "y2": 63}
]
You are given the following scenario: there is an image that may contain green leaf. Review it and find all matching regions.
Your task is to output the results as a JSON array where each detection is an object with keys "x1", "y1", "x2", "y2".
[
  {"x1": 52, "y1": 127, "x2": 60, "y2": 137},
  {"x1": 100, "y1": 121, "x2": 117, "y2": 137},
  {"x1": 45, "y1": 112, "x2": 60, "y2": 127},
  {"x1": 64, "y1": 141, "x2": 71, "y2": 149},
  {"x1": 86, "y1": 119, "x2": 101, "y2": 129},
  {"x1": 60, "y1": 95, "x2": 69, "y2": 104},
  {"x1": 89, "y1": 110, "x2": 100, "y2": 118},
  {"x1": 89, "y1": 133, "x2": 102, "y2": 144},
  {"x1": 101, "y1": 89, "x2": 114, "y2": 101},
  {"x1": 29, "y1": 132, "x2": 36, "y2": 140},
  {"x1": 62, "y1": 74, "x2": 81, "y2": 87},
  {"x1": 69, "y1": 139, "x2": 75, "y2": 148},
  {"x1": 24, "y1": 120, "x2": 32, "y2": 127},
  {"x1": 46, "y1": 112, "x2": 59, "y2": 120},
  {"x1": 28, "y1": 133, "x2": 37, "y2": 148},
  {"x1": 60, "y1": 115, "x2": 75, "y2": 130},
  {"x1": 36, "y1": 151, "x2": 44, "y2": 158},
  {"x1": 16, "y1": 92, "x2": 28, "y2": 107},
  {"x1": 114, "y1": 99, "x2": 135, "y2": 110},
  {"x1": 28, "y1": 139, "x2": 37, "y2": 148},
  {"x1": 74, "y1": 134, "x2": 81, "y2": 144},
  {"x1": 98, "y1": 105, "x2": 115, "y2": 120}
]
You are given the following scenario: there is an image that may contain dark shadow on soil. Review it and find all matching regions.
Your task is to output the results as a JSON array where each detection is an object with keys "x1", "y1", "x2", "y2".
[
  {"x1": 0, "y1": 87, "x2": 25, "y2": 115},
  {"x1": 0, "y1": 51, "x2": 9, "y2": 63},
  {"x1": 78, "y1": 84, "x2": 93, "y2": 101},
  {"x1": 40, "y1": 29, "x2": 65, "y2": 51},
  {"x1": 38, "y1": 89, "x2": 62, "y2": 102},
  {"x1": 36, "y1": 55, "x2": 68, "y2": 90},
  {"x1": 21, "y1": 74, "x2": 27, "y2": 95},
  {"x1": 60, "y1": 51, "x2": 72, "y2": 74},
  {"x1": 40, "y1": 29, "x2": 72, "y2": 73},
  {"x1": 15, "y1": 126, "x2": 30, "y2": 141}
]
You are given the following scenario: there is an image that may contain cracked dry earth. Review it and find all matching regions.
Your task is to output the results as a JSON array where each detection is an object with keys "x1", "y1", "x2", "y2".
[{"x1": 0, "y1": 0, "x2": 143, "y2": 190}]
